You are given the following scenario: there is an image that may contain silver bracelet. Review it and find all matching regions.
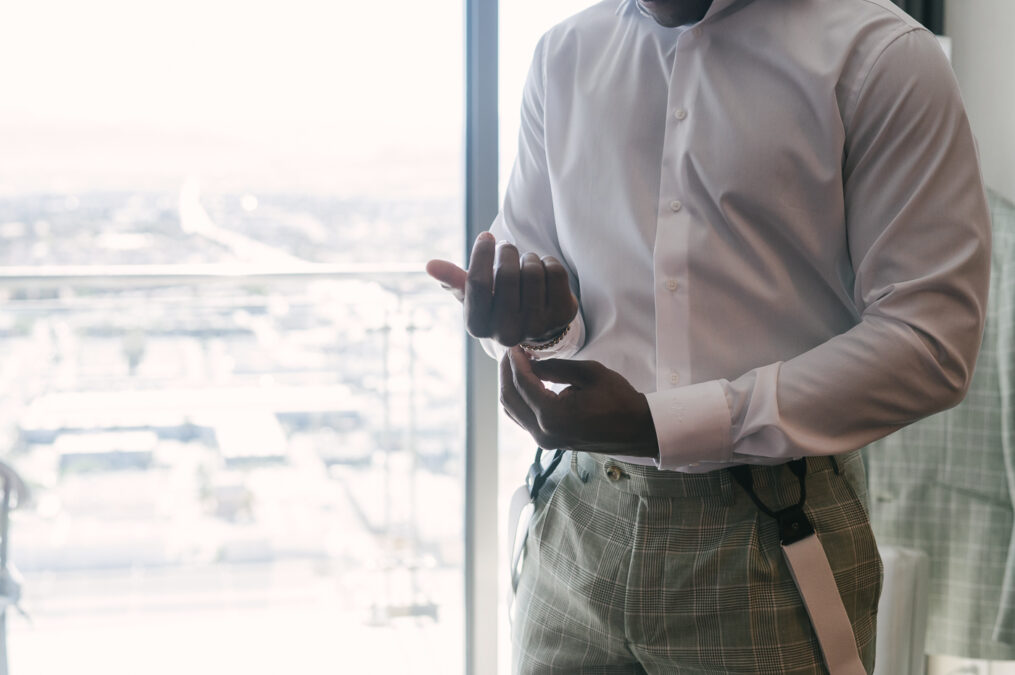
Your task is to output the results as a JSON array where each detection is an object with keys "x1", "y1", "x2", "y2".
[{"x1": 520, "y1": 323, "x2": 571, "y2": 352}]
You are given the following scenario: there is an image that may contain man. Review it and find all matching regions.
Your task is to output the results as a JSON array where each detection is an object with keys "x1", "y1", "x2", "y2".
[{"x1": 428, "y1": 0, "x2": 990, "y2": 672}]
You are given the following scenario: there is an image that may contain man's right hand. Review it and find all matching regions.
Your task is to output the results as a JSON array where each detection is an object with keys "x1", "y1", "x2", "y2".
[{"x1": 426, "y1": 232, "x2": 578, "y2": 347}]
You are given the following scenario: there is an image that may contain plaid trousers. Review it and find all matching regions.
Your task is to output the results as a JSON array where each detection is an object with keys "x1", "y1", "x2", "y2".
[{"x1": 512, "y1": 451, "x2": 882, "y2": 674}]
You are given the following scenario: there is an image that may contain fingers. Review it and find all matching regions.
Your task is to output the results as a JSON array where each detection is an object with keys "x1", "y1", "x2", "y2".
[
  {"x1": 461, "y1": 233, "x2": 573, "y2": 346},
  {"x1": 520, "y1": 253, "x2": 546, "y2": 339},
  {"x1": 499, "y1": 351, "x2": 544, "y2": 440},
  {"x1": 543, "y1": 256, "x2": 578, "y2": 328},
  {"x1": 496, "y1": 251, "x2": 574, "y2": 344},
  {"x1": 425, "y1": 259, "x2": 466, "y2": 302},
  {"x1": 529, "y1": 358, "x2": 603, "y2": 387},
  {"x1": 509, "y1": 348, "x2": 558, "y2": 421},
  {"x1": 544, "y1": 255, "x2": 576, "y2": 320},
  {"x1": 464, "y1": 233, "x2": 496, "y2": 337},
  {"x1": 491, "y1": 243, "x2": 523, "y2": 346}
]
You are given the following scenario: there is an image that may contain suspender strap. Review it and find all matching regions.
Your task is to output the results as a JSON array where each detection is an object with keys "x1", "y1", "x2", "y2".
[
  {"x1": 783, "y1": 534, "x2": 868, "y2": 675},
  {"x1": 507, "y1": 484, "x2": 532, "y2": 593},
  {"x1": 730, "y1": 459, "x2": 866, "y2": 675},
  {"x1": 508, "y1": 448, "x2": 565, "y2": 606},
  {"x1": 527, "y1": 448, "x2": 565, "y2": 502}
]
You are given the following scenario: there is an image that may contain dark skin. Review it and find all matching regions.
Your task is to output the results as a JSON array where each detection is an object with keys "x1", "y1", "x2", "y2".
[
  {"x1": 426, "y1": 232, "x2": 578, "y2": 346},
  {"x1": 500, "y1": 347, "x2": 660, "y2": 459},
  {"x1": 636, "y1": 0, "x2": 714, "y2": 27},
  {"x1": 427, "y1": 236, "x2": 658, "y2": 459},
  {"x1": 425, "y1": 1, "x2": 714, "y2": 458}
]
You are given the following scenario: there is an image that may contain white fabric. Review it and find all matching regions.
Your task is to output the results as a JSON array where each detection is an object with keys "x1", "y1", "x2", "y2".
[
  {"x1": 486, "y1": 0, "x2": 990, "y2": 472},
  {"x1": 505, "y1": 482, "x2": 534, "y2": 625},
  {"x1": 928, "y1": 655, "x2": 1015, "y2": 675},
  {"x1": 875, "y1": 546, "x2": 930, "y2": 675},
  {"x1": 783, "y1": 533, "x2": 867, "y2": 675},
  {"x1": 507, "y1": 483, "x2": 533, "y2": 596}
]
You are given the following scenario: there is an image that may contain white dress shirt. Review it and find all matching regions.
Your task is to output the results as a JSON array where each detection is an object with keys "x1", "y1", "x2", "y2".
[{"x1": 487, "y1": 0, "x2": 990, "y2": 472}]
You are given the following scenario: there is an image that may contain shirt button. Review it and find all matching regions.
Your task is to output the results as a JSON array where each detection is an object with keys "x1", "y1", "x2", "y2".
[
  {"x1": 673, "y1": 108, "x2": 687, "y2": 120},
  {"x1": 666, "y1": 279, "x2": 678, "y2": 291},
  {"x1": 670, "y1": 373, "x2": 681, "y2": 385},
  {"x1": 669, "y1": 200, "x2": 682, "y2": 212},
  {"x1": 605, "y1": 465, "x2": 623, "y2": 481},
  {"x1": 688, "y1": 462, "x2": 700, "y2": 468}
]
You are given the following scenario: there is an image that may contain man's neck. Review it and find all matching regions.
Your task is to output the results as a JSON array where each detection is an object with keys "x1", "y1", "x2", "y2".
[{"x1": 635, "y1": 0, "x2": 714, "y2": 28}]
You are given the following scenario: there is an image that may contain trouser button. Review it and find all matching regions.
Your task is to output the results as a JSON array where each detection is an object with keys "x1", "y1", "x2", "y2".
[{"x1": 605, "y1": 465, "x2": 622, "y2": 481}]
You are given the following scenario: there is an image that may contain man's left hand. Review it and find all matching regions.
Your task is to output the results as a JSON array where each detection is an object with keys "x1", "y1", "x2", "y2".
[{"x1": 500, "y1": 347, "x2": 659, "y2": 459}]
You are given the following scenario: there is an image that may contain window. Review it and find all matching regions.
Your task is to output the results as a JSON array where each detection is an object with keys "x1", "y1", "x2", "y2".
[{"x1": 1, "y1": 2, "x2": 466, "y2": 672}]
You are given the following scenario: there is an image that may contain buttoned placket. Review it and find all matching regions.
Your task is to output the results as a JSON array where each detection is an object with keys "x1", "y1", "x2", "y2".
[{"x1": 653, "y1": 26, "x2": 697, "y2": 396}]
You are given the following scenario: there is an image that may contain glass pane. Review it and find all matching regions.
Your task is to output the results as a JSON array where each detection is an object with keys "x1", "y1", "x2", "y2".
[
  {"x1": 498, "y1": 2, "x2": 593, "y2": 672},
  {"x1": 0, "y1": 2, "x2": 465, "y2": 673}
]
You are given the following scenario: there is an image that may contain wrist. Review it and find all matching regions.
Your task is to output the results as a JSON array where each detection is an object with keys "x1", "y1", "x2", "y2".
[
  {"x1": 521, "y1": 322, "x2": 571, "y2": 352},
  {"x1": 531, "y1": 319, "x2": 571, "y2": 343},
  {"x1": 627, "y1": 394, "x2": 660, "y2": 458}
]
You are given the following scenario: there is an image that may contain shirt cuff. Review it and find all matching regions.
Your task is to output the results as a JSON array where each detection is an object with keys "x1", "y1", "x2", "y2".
[
  {"x1": 525, "y1": 311, "x2": 585, "y2": 361},
  {"x1": 645, "y1": 379, "x2": 733, "y2": 470},
  {"x1": 481, "y1": 310, "x2": 586, "y2": 362}
]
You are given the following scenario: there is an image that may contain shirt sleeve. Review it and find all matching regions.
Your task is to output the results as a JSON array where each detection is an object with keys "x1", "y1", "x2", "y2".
[
  {"x1": 479, "y1": 34, "x2": 586, "y2": 364},
  {"x1": 647, "y1": 28, "x2": 991, "y2": 470}
]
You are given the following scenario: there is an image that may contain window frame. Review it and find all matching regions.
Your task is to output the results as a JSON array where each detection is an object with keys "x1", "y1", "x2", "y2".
[{"x1": 464, "y1": 1, "x2": 501, "y2": 673}]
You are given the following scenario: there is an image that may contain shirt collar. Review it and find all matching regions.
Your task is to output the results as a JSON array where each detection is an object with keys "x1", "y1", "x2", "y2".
[{"x1": 615, "y1": 0, "x2": 748, "y2": 22}]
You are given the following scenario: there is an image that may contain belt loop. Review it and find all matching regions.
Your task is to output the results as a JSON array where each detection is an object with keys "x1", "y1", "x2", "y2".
[
  {"x1": 571, "y1": 451, "x2": 590, "y2": 483},
  {"x1": 830, "y1": 455, "x2": 841, "y2": 475}
]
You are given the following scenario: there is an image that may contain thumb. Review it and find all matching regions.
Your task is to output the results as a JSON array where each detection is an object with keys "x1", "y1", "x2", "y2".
[
  {"x1": 426, "y1": 259, "x2": 466, "y2": 302},
  {"x1": 529, "y1": 358, "x2": 602, "y2": 387}
]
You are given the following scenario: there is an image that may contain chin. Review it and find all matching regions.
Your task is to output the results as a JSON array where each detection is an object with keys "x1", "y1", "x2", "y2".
[{"x1": 637, "y1": 0, "x2": 709, "y2": 27}]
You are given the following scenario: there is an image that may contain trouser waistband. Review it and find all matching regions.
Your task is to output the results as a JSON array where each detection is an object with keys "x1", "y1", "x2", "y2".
[{"x1": 570, "y1": 451, "x2": 863, "y2": 506}]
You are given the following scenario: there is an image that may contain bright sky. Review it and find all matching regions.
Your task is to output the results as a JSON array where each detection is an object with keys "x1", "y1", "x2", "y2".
[{"x1": 0, "y1": 0, "x2": 592, "y2": 197}]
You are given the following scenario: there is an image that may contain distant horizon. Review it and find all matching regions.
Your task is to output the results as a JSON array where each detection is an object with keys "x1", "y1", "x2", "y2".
[
  {"x1": 0, "y1": 117, "x2": 463, "y2": 199},
  {"x1": 0, "y1": 0, "x2": 463, "y2": 198},
  {"x1": 0, "y1": 0, "x2": 593, "y2": 200}
]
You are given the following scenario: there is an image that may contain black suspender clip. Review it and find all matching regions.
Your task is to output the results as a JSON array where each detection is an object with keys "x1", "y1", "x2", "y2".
[
  {"x1": 527, "y1": 447, "x2": 565, "y2": 502},
  {"x1": 730, "y1": 458, "x2": 815, "y2": 546}
]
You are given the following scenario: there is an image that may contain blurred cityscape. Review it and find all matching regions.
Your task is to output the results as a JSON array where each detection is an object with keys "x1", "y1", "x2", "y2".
[{"x1": 0, "y1": 183, "x2": 467, "y2": 673}]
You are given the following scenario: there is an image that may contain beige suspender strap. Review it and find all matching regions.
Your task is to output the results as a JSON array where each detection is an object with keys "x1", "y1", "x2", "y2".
[
  {"x1": 506, "y1": 482, "x2": 533, "y2": 624},
  {"x1": 507, "y1": 449, "x2": 565, "y2": 622},
  {"x1": 731, "y1": 460, "x2": 867, "y2": 675},
  {"x1": 782, "y1": 534, "x2": 868, "y2": 675},
  {"x1": 507, "y1": 482, "x2": 532, "y2": 596}
]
